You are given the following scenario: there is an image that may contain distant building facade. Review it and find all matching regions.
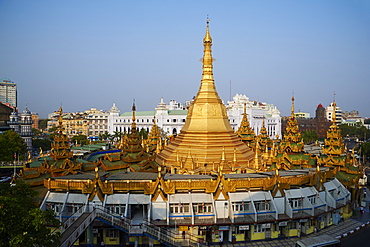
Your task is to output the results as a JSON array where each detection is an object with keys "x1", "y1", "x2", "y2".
[
  {"x1": 108, "y1": 95, "x2": 282, "y2": 139},
  {"x1": 326, "y1": 102, "x2": 342, "y2": 125},
  {"x1": 31, "y1": 113, "x2": 39, "y2": 129},
  {"x1": 294, "y1": 110, "x2": 310, "y2": 119},
  {"x1": 0, "y1": 78, "x2": 17, "y2": 108},
  {"x1": 85, "y1": 108, "x2": 109, "y2": 139},
  {"x1": 47, "y1": 108, "x2": 109, "y2": 139},
  {"x1": 8, "y1": 106, "x2": 34, "y2": 152},
  {"x1": 226, "y1": 94, "x2": 281, "y2": 139},
  {"x1": 0, "y1": 103, "x2": 13, "y2": 133},
  {"x1": 342, "y1": 110, "x2": 364, "y2": 126},
  {"x1": 282, "y1": 103, "x2": 331, "y2": 139}
]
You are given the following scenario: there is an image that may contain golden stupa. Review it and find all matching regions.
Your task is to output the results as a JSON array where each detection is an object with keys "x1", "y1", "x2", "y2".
[{"x1": 156, "y1": 20, "x2": 255, "y2": 173}]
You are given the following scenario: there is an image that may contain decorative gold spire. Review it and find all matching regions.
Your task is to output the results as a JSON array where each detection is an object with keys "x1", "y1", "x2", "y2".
[
  {"x1": 237, "y1": 103, "x2": 256, "y2": 144},
  {"x1": 156, "y1": 20, "x2": 254, "y2": 172},
  {"x1": 50, "y1": 106, "x2": 73, "y2": 160},
  {"x1": 132, "y1": 99, "x2": 137, "y2": 130},
  {"x1": 331, "y1": 101, "x2": 337, "y2": 126},
  {"x1": 278, "y1": 96, "x2": 304, "y2": 154},
  {"x1": 321, "y1": 97, "x2": 345, "y2": 157}
]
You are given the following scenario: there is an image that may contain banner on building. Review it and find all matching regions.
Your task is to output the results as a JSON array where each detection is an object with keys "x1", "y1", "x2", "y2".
[
  {"x1": 278, "y1": 221, "x2": 288, "y2": 226},
  {"x1": 239, "y1": 225, "x2": 249, "y2": 231},
  {"x1": 262, "y1": 223, "x2": 271, "y2": 229}
]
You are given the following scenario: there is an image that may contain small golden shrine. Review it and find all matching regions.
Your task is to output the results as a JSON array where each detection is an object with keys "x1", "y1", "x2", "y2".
[
  {"x1": 49, "y1": 106, "x2": 73, "y2": 160},
  {"x1": 156, "y1": 20, "x2": 254, "y2": 173},
  {"x1": 273, "y1": 97, "x2": 315, "y2": 170},
  {"x1": 236, "y1": 103, "x2": 255, "y2": 146},
  {"x1": 98, "y1": 103, "x2": 158, "y2": 172},
  {"x1": 278, "y1": 96, "x2": 304, "y2": 154}
]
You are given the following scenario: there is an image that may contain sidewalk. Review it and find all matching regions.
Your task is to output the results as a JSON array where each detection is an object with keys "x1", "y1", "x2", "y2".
[{"x1": 220, "y1": 190, "x2": 370, "y2": 247}]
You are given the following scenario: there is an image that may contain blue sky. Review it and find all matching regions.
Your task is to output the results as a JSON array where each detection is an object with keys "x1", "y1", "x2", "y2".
[{"x1": 1, "y1": 0, "x2": 369, "y2": 118}]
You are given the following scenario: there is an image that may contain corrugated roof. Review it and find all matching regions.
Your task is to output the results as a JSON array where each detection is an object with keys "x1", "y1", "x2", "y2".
[
  {"x1": 53, "y1": 173, "x2": 96, "y2": 180},
  {"x1": 164, "y1": 174, "x2": 215, "y2": 180},
  {"x1": 224, "y1": 173, "x2": 268, "y2": 179},
  {"x1": 107, "y1": 171, "x2": 158, "y2": 180}
]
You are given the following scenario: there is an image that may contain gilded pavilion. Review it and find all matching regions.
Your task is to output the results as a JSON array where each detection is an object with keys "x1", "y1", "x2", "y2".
[{"x1": 17, "y1": 20, "x2": 365, "y2": 247}]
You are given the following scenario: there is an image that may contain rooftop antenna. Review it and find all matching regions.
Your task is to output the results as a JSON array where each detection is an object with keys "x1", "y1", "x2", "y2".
[
  {"x1": 229, "y1": 80, "x2": 232, "y2": 101},
  {"x1": 333, "y1": 91, "x2": 336, "y2": 103}
]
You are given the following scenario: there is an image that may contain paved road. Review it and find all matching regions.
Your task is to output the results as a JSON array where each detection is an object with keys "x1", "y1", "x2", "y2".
[{"x1": 340, "y1": 224, "x2": 370, "y2": 247}]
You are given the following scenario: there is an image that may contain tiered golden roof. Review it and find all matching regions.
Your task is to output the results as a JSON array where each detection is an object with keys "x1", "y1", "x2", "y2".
[
  {"x1": 49, "y1": 106, "x2": 73, "y2": 160},
  {"x1": 146, "y1": 116, "x2": 162, "y2": 154},
  {"x1": 278, "y1": 96, "x2": 304, "y2": 154},
  {"x1": 156, "y1": 20, "x2": 254, "y2": 173},
  {"x1": 100, "y1": 103, "x2": 158, "y2": 172},
  {"x1": 321, "y1": 101, "x2": 345, "y2": 156},
  {"x1": 236, "y1": 103, "x2": 255, "y2": 145}
]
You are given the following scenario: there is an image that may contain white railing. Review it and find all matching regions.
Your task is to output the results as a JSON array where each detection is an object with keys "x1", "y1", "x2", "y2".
[
  {"x1": 58, "y1": 205, "x2": 206, "y2": 247},
  {"x1": 59, "y1": 210, "x2": 96, "y2": 247},
  {"x1": 62, "y1": 205, "x2": 87, "y2": 231}
]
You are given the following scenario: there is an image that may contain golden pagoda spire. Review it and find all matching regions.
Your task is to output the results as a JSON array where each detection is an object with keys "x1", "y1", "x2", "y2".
[
  {"x1": 331, "y1": 99, "x2": 337, "y2": 126},
  {"x1": 237, "y1": 103, "x2": 256, "y2": 144},
  {"x1": 58, "y1": 105, "x2": 63, "y2": 130},
  {"x1": 321, "y1": 94, "x2": 345, "y2": 156},
  {"x1": 131, "y1": 99, "x2": 137, "y2": 130},
  {"x1": 156, "y1": 19, "x2": 254, "y2": 172},
  {"x1": 278, "y1": 96, "x2": 304, "y2": 154}
]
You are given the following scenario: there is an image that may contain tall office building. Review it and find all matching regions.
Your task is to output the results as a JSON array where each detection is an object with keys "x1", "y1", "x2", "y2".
[{"x1": 0, "y1": 78, "x2": 17, "y2": 107}]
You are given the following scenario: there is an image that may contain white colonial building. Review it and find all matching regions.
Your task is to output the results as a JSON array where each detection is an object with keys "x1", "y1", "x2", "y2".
[
  {"x1": 226, "y1": 94, "x2": 281, "y2": 139},
  {"x1": 108, "y1": 94, "x2": 282, "y2": 139},
  {"x1": 326, "y1": 103, "x2": 343, "y2": 125}
]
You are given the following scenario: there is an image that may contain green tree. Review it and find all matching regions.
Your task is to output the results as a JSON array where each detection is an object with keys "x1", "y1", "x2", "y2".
[
  {"x1": 0, "y1": 130, "x2": 27, "y2": 161},
  {"x1": 32, "y1": 128, "x2": 42, "y2": 137},
  {"x1": 38, "y1": 119, "x2": 49, "y2": 130},
  {"x1": 139, "y1": 128, "x2": 148, "y2": 139},
  {"x1": 0, "y1": 181, "x2": 60, "y2": 247},
  {"x1": 113, "y1": 131, "x2": 123, "y2": 142},
  {"x1": 359, "y1": 141, "x2": 370, "y2": 160},
  {"x1": 48, "y1": 126, "x2": 58, "y2": 140},
  {"x1": 301, "y1": 130, "x2": 319, "y2": 144},
  {"x1": 71, "y1": 134, "x2": 89, "y2": 145},
  {"x1": 339, "y1": 124, "x2": 370, "y2": 141},
  {"x1": 98, "y1": 131, "x2": 111, "y2": 142},
  {"x1": 32, "y1": 138, "x2": 52, "y2": 152}
]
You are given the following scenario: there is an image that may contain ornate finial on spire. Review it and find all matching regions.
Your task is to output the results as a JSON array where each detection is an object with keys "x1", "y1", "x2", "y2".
[
  {"x1": 203, "y1": 17, "x2": 212, "y2": 43},
  {"x1": 221, "y1": 146, "x2": 225, "y2": 161},
  {"x1": 291, "y1": 92, "x2": 295, "y2": 117},
  {"x1": 206, "y1": 15, "x2": 210, "y2": 25},
  {"x1": 331, "y1": 92, "x2": 337, "y2": 125},
  {"x1": 132, "y1": 99, "x2": 136, "y2": 112},
  {"x1": 132, "y1": 99, "x2": 137, "y2": 130}
]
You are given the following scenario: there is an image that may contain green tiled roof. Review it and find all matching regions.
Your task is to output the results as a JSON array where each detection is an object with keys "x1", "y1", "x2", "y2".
[
  {"x1": 168, "y1": 110, "x2": 187, "y2": 115},
  {"x1": 29, "y1": 161, "x2": 43, "y2": 168}
]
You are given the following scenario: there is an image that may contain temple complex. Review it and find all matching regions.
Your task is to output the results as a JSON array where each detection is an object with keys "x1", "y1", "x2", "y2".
[{"x1": 16, "y1": 21, "x2": 365, "y2": 247}]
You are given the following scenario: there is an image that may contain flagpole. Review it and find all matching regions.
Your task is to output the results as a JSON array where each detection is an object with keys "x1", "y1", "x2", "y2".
[{"x1": 13, "y1": 153, "x2": 16, "y2": 178}]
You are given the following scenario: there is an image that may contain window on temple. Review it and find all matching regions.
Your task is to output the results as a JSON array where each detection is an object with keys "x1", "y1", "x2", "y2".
[
  {"x1": 170, "y1": 203, "x2": 190, "y2": 214},
  {"x1": 232, "y1": 201, "x2": 250, "y2": 212},
  {"x1": 254, "y1": 201, "x2": 270, "y2": 211},
  {"x1": 289, "y1": 198, "x2": 303, "y2": 208},
  {"x1": 193, "y1": 203, "x2": 213, "y2": 214}
]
